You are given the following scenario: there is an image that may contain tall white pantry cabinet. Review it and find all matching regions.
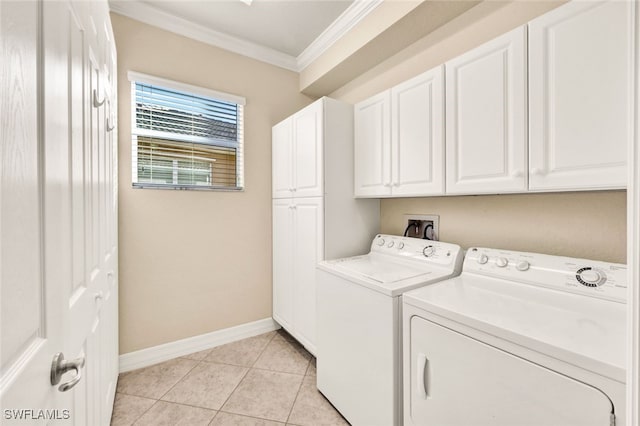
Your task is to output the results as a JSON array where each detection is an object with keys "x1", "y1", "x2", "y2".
[{"x1": 272, "y1": 97, "x2": 380, "y2": 354}]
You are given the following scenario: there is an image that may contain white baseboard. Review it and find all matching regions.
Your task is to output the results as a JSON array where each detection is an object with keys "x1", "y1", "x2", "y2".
[{"x1": 119, "y1": 318, "x2": 280, "y2": 373}]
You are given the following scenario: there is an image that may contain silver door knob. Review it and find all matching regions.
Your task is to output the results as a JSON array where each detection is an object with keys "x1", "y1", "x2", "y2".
[{"x1": 51, "y1": 352, "x2": 85, "y2": 392}]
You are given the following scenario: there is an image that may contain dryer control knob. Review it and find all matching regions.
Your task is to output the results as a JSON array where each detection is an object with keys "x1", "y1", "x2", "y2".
[
  {"x1": 377, "y1": 238, "x2": 385, "y2": 246},
  {"x1": 397, "y1": 242, "x2": 405, "y2": 249},
  {"x1": 576, "y1": 267, "x2": 606, "y2": 287},
  {"x1": 387, "y1": 241, "x2": 394, "y2": 248},
  {"x1": 516, "y1": 261, "x2": 530, "y2": 271},
  {"x1": 496, "y1": 257, "x2": 508, "y2": 268},
  {"x1": 477, "y1": 254, "x2": 489, "y2": 264},
  {"x1": 422, "y1": 245, "x2": 435, "y2": 257}
]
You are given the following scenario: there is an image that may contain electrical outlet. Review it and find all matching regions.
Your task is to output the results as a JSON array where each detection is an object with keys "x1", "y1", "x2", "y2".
[{"x1": 402, "y1": 214, "x2": 439, "y2": 240}]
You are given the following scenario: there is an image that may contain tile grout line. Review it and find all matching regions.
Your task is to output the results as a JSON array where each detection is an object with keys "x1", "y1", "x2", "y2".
[
  {"x1": 214, "y1": 330, "x2": 278, "y2": 415},
  {"x1": 156, "y1": 358, "x2": 202, "y2": 401},
  {"x1": 123, "y1": 358, "x2": 203, "y2": 426},
  {"x1": 284, "y1": 369, "x2": 307, "y2": 425}
]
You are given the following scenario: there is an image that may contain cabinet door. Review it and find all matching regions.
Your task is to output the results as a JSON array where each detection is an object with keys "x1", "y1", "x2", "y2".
[
  {"x1": 406, "y1": 317, "x2": 614, "y2": 426},
  {"x1": 272, "y1": 199, "x2": 294, "y2": 330},
  {"x1": 293, "y1": 101, "x2": 323, "y2": 198},
  {"x1": 445, "y1": 26, "x2": 527, "y2": 194},
  {"x1": 528, "y1": 1, "x2": 633, "y2": 191},
  {"x1": 292, "y1": 197, "x2": 324, "y2": 354},
  {"x1": 272, "y1": 119, "x2": 293, "y2": 198},
  {"x1": 354, "y1": 91, "x2": 392, "y2": 197},
  {"x1": 391, "y1": 66, "x2": 444, "y2": 196}
]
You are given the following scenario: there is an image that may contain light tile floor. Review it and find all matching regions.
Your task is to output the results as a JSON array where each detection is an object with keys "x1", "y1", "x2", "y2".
[{"x1": 111, "y1": 330, "x2": 349, "y2": 426}]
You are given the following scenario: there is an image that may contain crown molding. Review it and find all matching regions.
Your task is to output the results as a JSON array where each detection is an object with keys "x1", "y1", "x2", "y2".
[
  {"x1": 296, "y1": 0, "x2": 383, "y2": 71},
  {"x1": 109, "y1": 0, "x2": 381, "y2": 73},
  {"x1": 109, "y1": 1, "x2": 299, "y2": 71}
]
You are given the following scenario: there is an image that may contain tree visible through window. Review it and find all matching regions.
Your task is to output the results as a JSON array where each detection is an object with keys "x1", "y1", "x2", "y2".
[{"x1": 129, "y1": 73, "x2": 245, "y2": 190}]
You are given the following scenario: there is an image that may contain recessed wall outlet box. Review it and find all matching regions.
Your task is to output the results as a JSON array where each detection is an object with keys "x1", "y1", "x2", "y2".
[{"x1": 402, "y1": 214, "x2": 439, "y2": 240}]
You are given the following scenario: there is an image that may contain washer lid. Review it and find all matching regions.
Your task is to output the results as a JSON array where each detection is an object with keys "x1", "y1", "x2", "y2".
[
  {"x1": 330, "y1": 255, "x2": 431, "y2": 283},
  {"x1": 403, "y1": 274, "x2": 626, "y2": 382},
  {"x1": 318, "y1": 254, "x2": 456, "y2": 297}
]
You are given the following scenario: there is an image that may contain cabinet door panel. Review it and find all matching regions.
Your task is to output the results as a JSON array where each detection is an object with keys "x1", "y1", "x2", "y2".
[
  {"x1": 272, "y1": 199, "x2": 294, "y2": 330},
  {"x1": 293, "y1": 101, "x2": 323, "y2": 198},
  {"x1": 391, "y1": 66, "x2": 444, "y2": 196},
  {"x1": 446, "y1": 26, "x2": 527, "y2": 194},
  {"x1": 528, "y1": 1, "x2": 632, "y2": 190},
  {"x1": 272, "y1": 119, "x2": 293, "y2": 198},
  {"x1": 407, "y1": 317, "x2": 613, "y2": 426},
  {"x1": 354, "y1": 91, "x2": 391, "y2": 197},
  {"x1": 292, "y1": 197, "x2": 323, "y2": 354}
]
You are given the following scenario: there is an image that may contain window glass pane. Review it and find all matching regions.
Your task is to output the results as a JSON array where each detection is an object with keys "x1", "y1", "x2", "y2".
[
  {"x1": 136, "y1": 137, "x2": 237, "y2": 188},
  {"x1": 135, "y1": 83, "x2": 238, "y2": 142}
]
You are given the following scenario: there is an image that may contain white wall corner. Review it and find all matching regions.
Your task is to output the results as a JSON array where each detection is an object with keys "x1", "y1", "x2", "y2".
[{"x1": 118, "y1": 318, "x2": 281, "y2": 373}]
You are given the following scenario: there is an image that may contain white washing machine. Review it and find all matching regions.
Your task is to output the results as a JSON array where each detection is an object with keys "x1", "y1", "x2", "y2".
[
  {"x1": 316, "y1": 234, "x2": 463, "y2": 426},
  {"x1": 403, "y1": 247, "x2": 627, "y2": 426}
]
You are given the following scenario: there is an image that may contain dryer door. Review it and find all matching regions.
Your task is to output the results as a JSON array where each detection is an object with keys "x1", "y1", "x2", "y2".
[{"x1": 407, "y1": 316, "x2": 613, "y2": 426}]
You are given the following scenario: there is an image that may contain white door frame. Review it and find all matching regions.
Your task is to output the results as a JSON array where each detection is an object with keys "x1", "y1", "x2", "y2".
[{"x1": 627, "y1": 1, "x2": 639, "y2": 422}]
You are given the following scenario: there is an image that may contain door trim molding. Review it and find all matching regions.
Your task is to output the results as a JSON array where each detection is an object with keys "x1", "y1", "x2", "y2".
[{"x1": 118, "y1": 318, "x2": 280, "y2": 373}]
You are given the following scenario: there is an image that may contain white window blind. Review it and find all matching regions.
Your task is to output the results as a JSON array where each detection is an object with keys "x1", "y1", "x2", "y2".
[{"x1": 129, "y1": 73, "x2": 245, "y2": 190}]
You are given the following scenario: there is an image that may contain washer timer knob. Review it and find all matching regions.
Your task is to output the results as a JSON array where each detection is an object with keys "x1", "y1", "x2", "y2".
[
  {"x1": 496, "y1": 257, "x2": 508, "y2": 268},
  {"x1": 422, "y1": 245, "x2": 435, "y2": 257},
  {"x1": 477, "y1": 254, "x2": 489, "y2": 264},
  {"x1": 516, "y1": 261, "x2": 530, "y2": 271},
  {"x1": 576, "y1": 267, "x2": 606, "y2": 287},
  {"x1": 376, "y1": 238, "x2": 385, "y2": 246}
]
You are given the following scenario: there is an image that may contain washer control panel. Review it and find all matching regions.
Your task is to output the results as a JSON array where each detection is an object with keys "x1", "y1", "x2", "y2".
[
  {"x1": 464, "y1": 248, "x2": 627, "y2": 303},
  {"x1": 371, "y1": 234, "x2": 463, "y2": 269}
]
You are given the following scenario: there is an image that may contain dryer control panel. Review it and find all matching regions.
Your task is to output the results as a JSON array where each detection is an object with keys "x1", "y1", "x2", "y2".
[
  {"x1": 464, "y1": 248, "x2": 627, "y2": 303},
  {"x1": 371, "y1": 234, "x2": 464, "y2": 271}
]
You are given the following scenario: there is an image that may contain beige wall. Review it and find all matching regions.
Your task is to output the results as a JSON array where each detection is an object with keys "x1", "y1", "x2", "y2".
[
  {"x1": 329, "y1": 1, "x2": 627, "y2": 263},
  {"x1": 112, "y1": 13, "x2": 313, "y2": 354}
]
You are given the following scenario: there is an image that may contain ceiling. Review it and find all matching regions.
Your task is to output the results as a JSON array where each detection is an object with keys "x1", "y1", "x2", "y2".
[
  {"x1": 109, "y1": 0, "x2": 371, "y2": 70},
  {"x1": 138, "y1": 0, "x2": 353, "y2": 57}
]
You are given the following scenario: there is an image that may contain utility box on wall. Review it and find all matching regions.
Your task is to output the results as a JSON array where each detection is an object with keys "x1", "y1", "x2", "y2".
[{"x1": 402, "y1": 214, "x2": 439, "y2": 240}]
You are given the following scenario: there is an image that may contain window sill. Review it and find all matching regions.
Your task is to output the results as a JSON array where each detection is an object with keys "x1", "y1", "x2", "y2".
[{"x1": 132, "y1": 183, "x2": 244, "y2": 192}]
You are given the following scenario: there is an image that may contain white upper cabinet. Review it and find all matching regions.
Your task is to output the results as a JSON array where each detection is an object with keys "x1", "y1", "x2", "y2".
[
  {"x1": 272, "y1": 119, "x2": 293, "y2": 198},
  {"x1": 391, "y1": 66, "x2": 445, "y2": 196},
  {"x1": 293, "y1": 101, "x2": 323, "y2": 197},
  {"x1": 445, "y1": 26, "x2": 528, "y2": 195},
  {"x1": 354, "y1": 91, "x2": 391, "y2": 197},
  {"x1": 273, "y1": 101, "x2": 323, "y2": 198},
  {"x1": 528, "y1": 0, "x2": 633, "y2": 191},
  {"x1": 355, "y1": 66, "x2": 444, "y2": 198}
]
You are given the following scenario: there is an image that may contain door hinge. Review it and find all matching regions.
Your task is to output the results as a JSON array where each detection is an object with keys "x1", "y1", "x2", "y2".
[{"x1": 610, "y1": 412, "x2": 615, "y2": 426}]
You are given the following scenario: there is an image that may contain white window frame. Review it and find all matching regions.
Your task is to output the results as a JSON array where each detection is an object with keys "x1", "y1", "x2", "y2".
[{"x1": 128, "y1": 71, "x2": 246, "y2": 191}]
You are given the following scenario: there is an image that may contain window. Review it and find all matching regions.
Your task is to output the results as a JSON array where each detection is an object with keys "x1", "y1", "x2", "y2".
[{"x1": 129, "y1": 72, "x2": 245, "y2": 190}]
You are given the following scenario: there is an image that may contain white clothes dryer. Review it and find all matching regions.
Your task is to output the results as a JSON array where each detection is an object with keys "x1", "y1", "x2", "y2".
[
  {"x1": 403, "y1": 247, "x2": 627, "y2": 426},
  {"x1": 316, "y1": 234, "x2": 463, "y2": 426}
]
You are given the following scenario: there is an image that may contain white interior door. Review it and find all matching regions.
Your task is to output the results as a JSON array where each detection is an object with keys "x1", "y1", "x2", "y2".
[
  {"x1": 354, "y1": 91, "x2": 391, "y2": 197},
  {"x1": 1, "y1": 1, "x2": 117, "y2": 424},
  {"x1": 391, "y1": 66, "x2": 445, "y2": 196},
  {"x1": 445, "y1": 26, "x2": 527, "y2": 194},
  {"x1": 528, "y1": 0, "x2": 633, "y2": 191},
  {"x1": 0, "y1": 1, "x2": 67, "y2": 422},
  {"x1": 407, "y1": 316, "x2": 614, "y2": 426}
]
